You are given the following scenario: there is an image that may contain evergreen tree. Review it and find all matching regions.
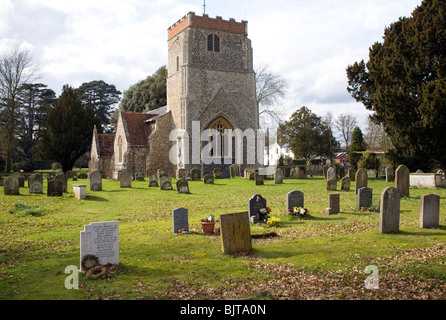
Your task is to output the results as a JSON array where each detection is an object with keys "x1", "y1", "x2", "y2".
[
  {"x1": 350, "y1": 127, "x2": 367, "y2": 152},
  {"x1": 37, "y1": 85, "x2": 101, "y2": 173}
]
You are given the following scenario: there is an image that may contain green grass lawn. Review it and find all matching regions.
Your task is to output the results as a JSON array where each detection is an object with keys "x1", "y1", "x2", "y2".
[{"x1": 0, "y1": 175, "x2": 445, "y2": 300}]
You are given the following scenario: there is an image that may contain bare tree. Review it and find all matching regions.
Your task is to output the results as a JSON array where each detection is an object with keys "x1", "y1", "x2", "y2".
[
  {"x1": 0, "y1": 47, "x2": 39, "y2": 172},
  {"x1": 255, "y1": 64, "x2": 288, "y2": 128},
  {"x1": 333, "y1": 113, "x2": 357, "y2": 152},
  {"x1": 364, "y1": 117, "x2": 393, "y2": 152}
]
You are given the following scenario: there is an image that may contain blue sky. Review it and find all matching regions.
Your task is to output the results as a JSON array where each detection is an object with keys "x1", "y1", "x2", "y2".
[{"x1": 1, "y1": 0, "x2": 422, "y2": 132}]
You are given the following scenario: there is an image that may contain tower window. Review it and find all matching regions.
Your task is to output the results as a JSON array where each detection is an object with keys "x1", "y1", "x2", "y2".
[{"x1": 207, "y1": 34, "x2": 220, "y2": 52}]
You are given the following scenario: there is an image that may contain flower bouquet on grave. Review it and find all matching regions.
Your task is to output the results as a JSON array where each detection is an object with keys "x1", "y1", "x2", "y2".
[
  {"x1": 200, "y1": 215, "x2": 216, "y2": 234},
  {"x1": 259, "y1": 206, "x2": 272, "y2": 222},
  {"x1": 288, "y1": 206, "x2": 309, "y2": 219},
  {"x1": 266, "y1": 216, "x2": 281, "y2": 227}
]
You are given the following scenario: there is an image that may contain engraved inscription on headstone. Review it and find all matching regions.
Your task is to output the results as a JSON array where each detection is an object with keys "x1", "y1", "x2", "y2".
[
  {"x1": 172, "y1": 207, "x2": 189, "y2": 233},
  {"x1": 287, "y1": 190, "x2": 304, "y2": 212}
]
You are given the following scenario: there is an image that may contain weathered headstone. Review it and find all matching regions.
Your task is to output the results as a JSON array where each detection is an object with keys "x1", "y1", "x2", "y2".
[
  {"x1": 172, "y1": 207, "x2": 189, "y2": 233},
  {"x1": 159, "y1": 176, "x2": 172, "y2": 190},
  {"x1": 323, "y1": 165, "x2": 329, "y2": 179},
  {"x1": 340, "y1": 176, "x2": 351, "y2": 191},
  {"x1": 274, "y1": 168, "x2": 283, "y2": 184},
  {"x1": 254, "y1": 173, "x2": 264, "y2": 185},
  {"x1": 203, "y1": 174, "x2": 214, "y2": 184},
  {"x1": 176, "y1": 178, "x2": 190, "y2": 193},
  {"x1": 213, "y1": 167, "x2": 223, "y2": 179},
  {"x1": 80, "y1": 221, "x2": 119, "y2": 271},
  {"x1": 416, "y1": 169, "x2": 424, "y2": 173},
  {"x1": 12, "y1": 173, "x2": 25, "y2": 187},
  {"x1": 157, "y1": 169, "x2": 167, "y2": 180},
  {"x1": 220, "y1": 212, "x2": 252, "y2": 255},
  {"x1": 327, "y1": 167, "x2": 336, "y2": 181},
  {"x1": 73, "y1": 184, "x2": 87, "y2": 200},
  {"x1": 325, "y1": 193, "x2": 340, "y2": 215},
  {"x1": 386, "y1": 166, "x2": 395, "y2": 182},
  {"x1": 326, "y1": 178, "x2": 337, "y2": 191},
  {"x1": 120, "y1": 171, "x2": 132, "y2": 188},
  {"x1": 379, "y1": 187, "x2": 400, "y2": 233},
  {"x1": 348, "y1": 168, "x2": 356, "y2": 181},
  {"x1": 229, "y1": 164, "x2": 240, "y2": 178},
  {"x1": 183, "y1": 170, "x2": 191, "y2": 180},
  {"x1": 66, "y1": 170, "x2": 75, "y2": 179},
  {"x1": 55, "y1": 173, "x2": 67, "y2": 192},
  {"x1": 190, "y1": 168, "x2": 201, "y2": 181},
  {"x1": 395, "y1": 164, "x2": 410, "y2": 197},
  {"x1": 3, "y1": 175, "x2": 20, "y2": 195},
  {"x1": 176, "y1": 168, "x2": 185, "y2": 179},
  {"x1": 148, "y1": 175, "x2": 158, "y2": 187},
  {"x1": 420, "y1": 194, "x2": 440, "y2": 229},
  {"x1": 355, "y1": 169, "x2": 368, "y2": 194},
  {"x1": 357, "y1": 187, "x2": 373, "y2": 210},
  {"x1": 248, "y1": 194, "x2": 268, "y2": 223},
  {"x1": 28, "y1": 173, "x2": 43, "y2": 194},
  {"x1": 90, "y1": 171, "x2": 102, "y2": 191},
  {"x1": 135, "y1": 172, "x2": 145, "y2": 181},
  {"x1": 47, "y1": 179, "x2": 63, "y2": 197},
  {"x1": 287, "y1": 190, "x2": 304, "y2": 212}
]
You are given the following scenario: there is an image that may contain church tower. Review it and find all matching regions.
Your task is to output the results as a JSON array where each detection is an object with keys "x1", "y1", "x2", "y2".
[{"x1": 167, "y1": 12, "x2": 259, "y2": 177}]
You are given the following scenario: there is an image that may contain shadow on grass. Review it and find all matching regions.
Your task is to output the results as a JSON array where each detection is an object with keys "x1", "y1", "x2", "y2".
[
  {"x1": 86, "y1": 195, "x2": 109, "y2": 202},
  {"x1": 399, "y1": 227, "x2": 445, "y2": 236}
]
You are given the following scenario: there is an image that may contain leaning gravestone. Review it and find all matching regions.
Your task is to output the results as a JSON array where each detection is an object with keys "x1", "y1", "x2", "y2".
[
  {"x1": 159, "y1": 176, "x2": 172, "y2": 190},
  {"x1": 254, "y1": 173, "x2": 264, "y2": 185},
  {"x1": 220, "y1": 212, "x2": 252, "y2": 255},
  {"x1": 213, "y1": 168, "x2": 223, "y2": 179},
  {"x1": 340, "y1": 176, "x2": 351, "y2": 191},
  {"x1": 357, "y1": 187, "x2": 373, "y2": 210},
  {"x1": 420, "y1": 194, "x2": 440, "y2": 229},
  {"x1": 248, "y1": 194, "x2": 268, "y2": 223},
  {"x1": 229, "y1": 164, "x2": 240, "y2": 178},
  {"x1": 203, "y1": 174, "x2": 214, "y2": 184},
  {"x1": 176, "y1": 178, "x2": 190, "y2": 193},
  {"x1": 90, "y1": 171, "x2": 102, "y2": 191},
  {"x1": 355, "y1": 169, "x2": 368, "y2": 194},
  {"x1": 120, "y1": 171, "x2": 132, "y2": 188},
  {"x1": 395, "y1": 164, "x2": 410, "y2": 197},
  {"x1": 325, "y1": 193, "x2": 340, "y2": 215},
  {"x1": 172, "y1": 207, "x2": 189, "y2": 233},
  {"x1": 379, "y1": 187, "x2": 400, "y2": 234},
  {"x1": 274, "y1": 168, "x2": 283, "y2": 184},
  {"x1": 287, "y1": 190, "x2": 304, "y2": 212},
  {"x1": 47, "y1": 179, "x2": 63, "y2": 197},
  {"x1": 327, "y1": 167, "x2": 337, "y2": 181},
  {"x1": 386, "y1": 167, "x2": 395, "y2": 182},
  {"x1": 148, "y1": 175, "x2": 158, "y2": 187},
  {"x1": 28, "y1": 173, "x2": 43, "y2": 194},
  {"x1": 326, "y1": 178, "x2": 337, "y2": 191},
  {"x1": 3, "y1": 175, "x2": 20, "y2": 195},
  {"x1": 80, "y1": 221, "x2": 119, "y2": 271},
  {"x1": 55, "y1": 173, "x2": 67, "y2": 192},
  {"x1": 190, "y1": 168, "x2": 201, "y2": 181}
]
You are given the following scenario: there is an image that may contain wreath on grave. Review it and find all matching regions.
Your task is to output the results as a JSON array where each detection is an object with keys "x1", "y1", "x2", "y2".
[
  {"x1": 81, "y1": 254, "x2": 99, "y2": 271},
  {"x1": 85, "y1": 265, "x2": 108, "y2": 280}
]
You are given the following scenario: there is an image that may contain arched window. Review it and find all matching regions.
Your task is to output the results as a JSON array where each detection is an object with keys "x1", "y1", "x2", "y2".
[
  {"x1": 207, "y1": 34, "x2": 220, "y2": 52},
  {"x1": 118, "y1": 136, "x2": 123, "y2": 163},
  {"x1": 207, "y1": 116, "x2": 232, "y2": 157}
]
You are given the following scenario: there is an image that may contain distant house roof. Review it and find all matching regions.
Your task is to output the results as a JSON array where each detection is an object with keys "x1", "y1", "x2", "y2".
[
  {"x1": 97, "y1": 134, "x2": 115, "y2": 157},
  {"x1": 334, "y1": 152, "x2": 348, "y2": 158}
]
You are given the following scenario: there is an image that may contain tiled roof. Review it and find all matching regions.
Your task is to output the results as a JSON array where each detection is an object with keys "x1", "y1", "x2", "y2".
[{"x1": 98, "y1": 134, "x2": 115, "y2": 157}]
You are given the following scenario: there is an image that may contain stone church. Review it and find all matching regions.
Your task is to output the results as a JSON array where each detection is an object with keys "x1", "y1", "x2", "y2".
[{"x1": 89, "y1": 12, "x2": 259, "y2": 179}]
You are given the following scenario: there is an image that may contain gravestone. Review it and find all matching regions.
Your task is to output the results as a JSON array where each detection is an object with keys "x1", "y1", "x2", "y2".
[
  {"x1": 157, "y1": 169, "x2": 167, "y2": 180},
  {"x1": 338, "y1": 166, "x2": 345, "y2": 179},
  {"x1": 3, "y1": 175, "x2": 20, "y2": 195},
  {"x1": 190, "y1": 168, "x2": 201, "y2": 181},
  {"x1": 55, "y1": 173, "x2": 67, "y2": 192},
  {"x1": 355, "y1": 169, "x2": 368, "y2": 194},
  {"x1": 348, "y1": 168, "x2": 356, "y2": 181},
  {"x1": 254, "y1": 173, "x2": 264, "y2": 185},
  {"x1": 229, "y1": 164, "x2": 240, "y2": 178},
  {"x1": 203, "y1": 174, "x2": 214, "y2": 184},
  {"x1": 12, "y1": 173, "x2": 25, "y2": 187},
  {"x1": 176, "y1": 168, "x2": 185, "y2": 179},
  {"x1": 357, "y1": 187, "x2": 373, "y2": 210},
  {"x1": 386, "y1": 167, "x2": 395, "y2": 182},
  {"x1": 28, "y1": 173, "x2": 43, "y2": 194},
  {"x1": 148, "y1": 175, "x2": 158, "y2": 187},
  {"x1": 176, "y1": 178, "x2": 190, "y2": 193},
  {"x1": 66, "y1": 170, "x2": 75, "y2": 179},
  {"x1": 47, "y1": 179, "x2": 63, "y2": 197},
  {"x1": 323, "y1": 165, "x2": 329, "y2": 179},
  {"x1": 420, "y1": 194, "x2": 440, "y2": 229},
  {"x1": 326, "y1": 178, "x2": 337, "y2": 191},
  {"x1": 73, "y1": 184, "x2": 87, "y2": 200},
  {"x1": 274, "y1": 168, "x2": 283, "y2": 184},
  {"x1": 248, "y1": 194, "x2": 268, "y2": 223},
  {"x1": 80, "y1": 221, "x2": 119, "y2": 271},
  {"x1": 340, "y1": 176, "x2": 351, "y2": 191},
  {"x1": 172, "y1": 207, "x2": 189, "y2": 233},
  {"x1": 120, "y1": 171, "x2": 132, "y2": 188},
  {"x1": 325, "y1": 193, "x2": 340, "y2": 215},
  {"x1": 159, "y1": 176, "x2": 172, "y2": 190},
  {"x1": 135, "y1": 172, "x2": 145, "y2": 181},
  {"x1": 183, "y1": 170, "x2": 191, "y2": 181},
  {"x1": 287, "y1": 190, "x2": 304, "y2": 212},
  {"x1": 90, "y1": 171, "x2": 102, "y2": 191},
  {"x1": 213, "y1": 168, "x2": 223, "y2": 179},
  {"x1": 395, "y1": 165, "x2": 410, "y2": 197},
  {"x1": 416, "y1": 169, "x2": 424, "y2": 173},
  {"x1": 379, "y1": 187, "x2": 400, "y2": 233},
  {"x1": 220, "y1": 212, "x2": 252, "y2": 255},
  {"x1": 327, "y1": 167, "x2": 337, "y2": 181}
]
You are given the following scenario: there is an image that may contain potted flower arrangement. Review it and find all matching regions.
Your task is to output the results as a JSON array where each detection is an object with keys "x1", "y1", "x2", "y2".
[
  {"x1": 288, "y1": 206, "x2": 309, "y2": 218},
  {"x1": 200, "y1": 215, "x2": 216, "y2": 234}
]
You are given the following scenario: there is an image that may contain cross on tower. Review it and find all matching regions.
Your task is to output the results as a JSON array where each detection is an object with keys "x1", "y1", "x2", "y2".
[{"x1": 203, "y1": 0, "x2": 206, "y2": 14}]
